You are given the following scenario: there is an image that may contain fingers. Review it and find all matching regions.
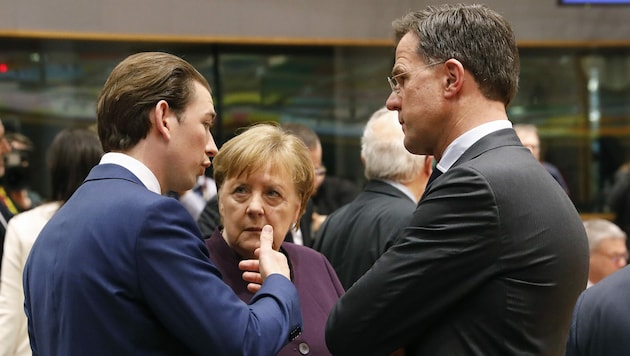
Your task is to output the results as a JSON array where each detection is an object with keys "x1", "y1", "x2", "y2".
[
  {"x1": 239, "y1": 259, "x2": 263, "y2": 293},
  {"x1": 259, "y1": 224, "x2": 273, "y2": 252},
  {"x1": 238, "y1": 259, "x2": 259, "y2": 272},
  {"x1": 242, "y1": 271, "x2": 263, "y2": 285},
  {"x1": 239, "y1": 224, "x2": 291, "y2": 289},
  {"x1": 246, "y1": 283, "x2": 262, "y2": 293}
]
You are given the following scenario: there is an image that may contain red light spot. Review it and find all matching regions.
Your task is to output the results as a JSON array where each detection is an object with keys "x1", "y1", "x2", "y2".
[{"x1": 0, "y1": 64, "x2": 7, "y2": 73}]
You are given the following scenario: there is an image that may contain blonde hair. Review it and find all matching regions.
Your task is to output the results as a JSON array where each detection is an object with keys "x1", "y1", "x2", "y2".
[{"x1": 213, "y1": 123, "x2": 315, "y2": 229}]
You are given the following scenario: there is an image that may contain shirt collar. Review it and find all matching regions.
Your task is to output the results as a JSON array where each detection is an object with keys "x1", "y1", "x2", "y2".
[
  {"x1": 382, "y1": 179, "x2": 417, "y2": 203},
  {"x1": 436, "y1": 120, "x2": 512, "y2": 174},
  {"x1": 99, "y1": 152, "x2": 162, "y2": 195}
]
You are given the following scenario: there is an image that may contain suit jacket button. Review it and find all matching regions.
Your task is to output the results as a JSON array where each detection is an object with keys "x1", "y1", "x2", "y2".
[{"x1": 298, "y1": 342, "x2": 310, "y2": 355}]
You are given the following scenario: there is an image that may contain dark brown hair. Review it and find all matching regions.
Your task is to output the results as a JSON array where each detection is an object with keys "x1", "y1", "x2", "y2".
[
  {"x1": 47, "y1": 128, "x2": 103, "y2": 203},
  {"x1": 393, "y1": 4, "x2": 520, "y2": 107},
  {"x1": 96, "y1": 52, "x2": 210, "y2": 152}
]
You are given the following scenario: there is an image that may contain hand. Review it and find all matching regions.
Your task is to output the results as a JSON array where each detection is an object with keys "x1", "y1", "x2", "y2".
[{"x1": 238, "y1": 225, "x2": 291, "y2": 293}]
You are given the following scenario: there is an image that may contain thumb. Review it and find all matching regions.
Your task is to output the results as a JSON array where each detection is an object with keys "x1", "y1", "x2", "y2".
[{"x1": 259, "y1": 225, "x2": 274, "y2": 251}]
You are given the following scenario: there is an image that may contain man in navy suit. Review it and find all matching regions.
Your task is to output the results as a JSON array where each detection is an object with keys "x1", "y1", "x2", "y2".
[
  {"x1": 23, "y1": 52, "x2": 302, "y2": 355},
  {"x1": 566, "y1": 265, "x2": 630, "y2": 355},
  {"x1": 325, "y1": 4, "x2": 589, "y2": 355}
]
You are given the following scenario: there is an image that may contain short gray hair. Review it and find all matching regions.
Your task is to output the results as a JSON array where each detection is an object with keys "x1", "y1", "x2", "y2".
[
  {"x1": 361, "y1": 107, "x2": 425, "y2": 182},
  {"x1": 583, "y1": 219, "x2": 626, "y2": 251}
]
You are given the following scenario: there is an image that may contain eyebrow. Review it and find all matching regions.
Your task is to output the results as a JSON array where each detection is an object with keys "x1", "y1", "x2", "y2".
[{"x1": 390, "y1": 63, "x2": 408, "y2": 77}]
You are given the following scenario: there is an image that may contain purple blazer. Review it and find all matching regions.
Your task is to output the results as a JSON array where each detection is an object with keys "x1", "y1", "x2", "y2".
[{"x1": 206, "y1": 229, "x2": 344, "y2": 355}]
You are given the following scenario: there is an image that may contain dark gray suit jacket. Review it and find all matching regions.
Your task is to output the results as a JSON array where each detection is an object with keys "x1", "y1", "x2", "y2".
[
  {"x1": 325, "y1": 128, "x2": 589, "y2": 356},
  {"x1": 314, "y1": 180, "x2": 416, "y2": 289}
]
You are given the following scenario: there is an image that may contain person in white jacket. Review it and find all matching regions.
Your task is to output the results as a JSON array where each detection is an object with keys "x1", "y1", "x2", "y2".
[{"x1": 0, "y1": 127, "x2": 103, "y2": 356}]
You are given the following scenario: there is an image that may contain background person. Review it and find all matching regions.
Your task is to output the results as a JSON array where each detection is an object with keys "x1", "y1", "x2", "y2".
[
  {"x1": 0, "y1": 127, "x2": 103, "y2": 356},
  {"x1": 514, "y1": 123, "x2": 570, "y2": 196},
  {"x1": 206, "y1": 123, "x2": 344, "y2": 355},
  {"x1": 566, "y1": 263, "x2": 630, "y2": 355},
  {"x1": 325, "y1": 5, "x2": 588, "y2": 355},
  {"x1": 279, "y1": 122, "x2": 323, "y2": 244},
  {"x1": 3, "y1": 132, "x2": 44, "y2": 213},
  {"x1": 169, "y1": 169, "x2": 217, "y2": 221},
  {"x1": 0, "y1": 118, "x2": 13, "y2": 277},
  {"x1": 314, "y1": 107, "x2": 432, "y2": 289},
  {"x1": 180, "y1": 174, "x2": 217, "y2": 220},
  {"x1": 22, "y1": 52, "x2": 302, "y2": 355},
  {"x1": 605, "y1": 161, "x2": 630, "y2": 243},
  {"x1": 583, "y1": 218, "x2": 628, "y2": 287}
]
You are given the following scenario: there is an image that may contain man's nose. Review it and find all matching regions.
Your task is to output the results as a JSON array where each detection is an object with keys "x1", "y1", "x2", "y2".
[
  {"x1": 206, "y1": 133, "x2": 218, "y2": 158},
  {"x1": 385, "y1": 91, "x2": 400, "y2": 111}
]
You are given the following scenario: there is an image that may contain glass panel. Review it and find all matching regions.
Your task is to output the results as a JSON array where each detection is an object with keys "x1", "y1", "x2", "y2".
[
  {"x1": 1, "y1": 37, "x2": 630, "y2": 215},
  {"x1": 217, "y1": 46, "x2": 392, "y2": 185}
]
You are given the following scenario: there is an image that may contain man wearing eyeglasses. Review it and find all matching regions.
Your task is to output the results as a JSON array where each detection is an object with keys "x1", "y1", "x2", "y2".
[
  {"x1": 325, "y1": 4, "x2": 589, "y2": 356},
  {"x1": 567, "y1": 219, "x2": 630, "y2": 356},
  {"x1": 566, "y1": 220, "x2": 630, "y2": 355},
  {"x1": 583, "y1": 218, "x2": 628, "y2": 287}
]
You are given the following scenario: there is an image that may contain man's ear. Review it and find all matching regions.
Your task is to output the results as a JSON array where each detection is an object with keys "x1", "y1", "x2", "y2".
[
  {"x1": 423, "y1": 155, "x2": 434, "y2": 177},
  {"x1": 152, "y1": 100, "x2": 171, "y2": 140},
  {"x1": 443, "y1": 59, "x2": 465, "y2": 99}
]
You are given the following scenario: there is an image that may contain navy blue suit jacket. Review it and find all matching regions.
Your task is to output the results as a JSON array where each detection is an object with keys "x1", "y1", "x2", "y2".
[
  {"x1": 23, "y1": 163, "x2": 302, "y2": 355},
  {"x1": 566, "y1": 265, "x2": 630, "y2": 356}
]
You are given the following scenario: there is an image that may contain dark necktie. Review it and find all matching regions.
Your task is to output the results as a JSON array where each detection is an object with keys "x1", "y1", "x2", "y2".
[{"x1": 428, "y1": 168, "x2": 443, "y2": 185}]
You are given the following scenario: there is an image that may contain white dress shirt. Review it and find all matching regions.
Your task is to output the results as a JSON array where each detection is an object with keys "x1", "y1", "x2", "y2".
[
  {"x1": 436, "y1": 120, "x2": 513, "y2": 174},
  {"x1": 99, "y1": 152, "x2": 161, "y2": 195}
]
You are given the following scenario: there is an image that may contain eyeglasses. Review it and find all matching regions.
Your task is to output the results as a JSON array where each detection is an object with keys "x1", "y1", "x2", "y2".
[
  {"x1": 387, "y1": 62, "x2": 444, "y2": 95},
  {"x1": 315, "y1": 166, "x2": 327, "y2": 177},
  {"x1": 597, "y1": 251, "x2": 629, "y2": 264}
]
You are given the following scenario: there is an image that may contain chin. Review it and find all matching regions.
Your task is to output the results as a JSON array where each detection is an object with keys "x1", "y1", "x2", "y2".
[{"x1": 403, "y1": 142, "x2": 419, "y2": 155}]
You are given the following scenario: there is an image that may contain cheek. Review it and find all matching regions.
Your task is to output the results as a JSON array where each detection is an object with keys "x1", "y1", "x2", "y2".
[
  {"x1": 197, "y1": 130, "x2": 209, "y2": 146},
  {"x1": 273, "y1": 232, "x2": 285, "y2": 250},
  {"x1": 218, "y1": 198, "x2": 242, "y2": 229},
  {"x1": 268, "y1": 206, "x2": 298, "y2": 237},
  {"x1": 184, "y1": 127, "x2": 208, "y2": 154}
]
